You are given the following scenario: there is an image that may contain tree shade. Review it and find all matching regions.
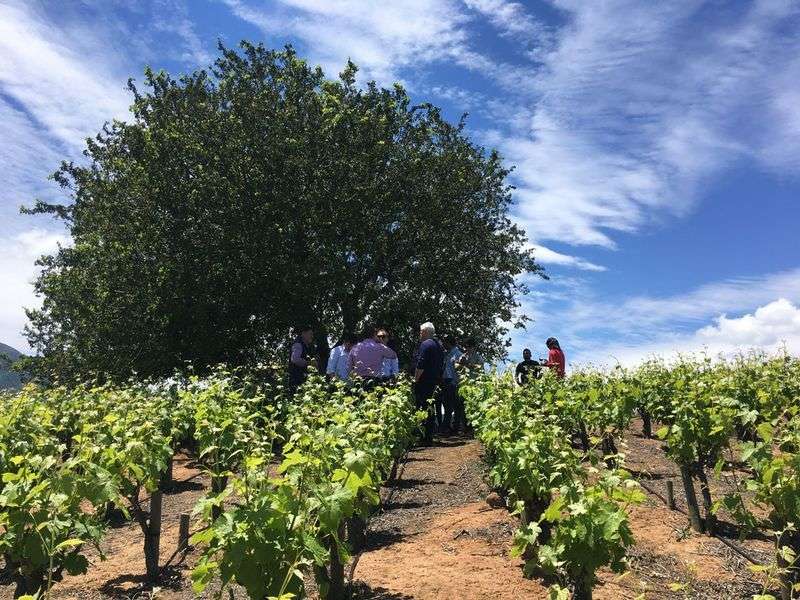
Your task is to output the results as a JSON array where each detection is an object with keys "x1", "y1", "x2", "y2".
[{"x1": 22, "y1": 42, "x2": 544, "y2": 380}]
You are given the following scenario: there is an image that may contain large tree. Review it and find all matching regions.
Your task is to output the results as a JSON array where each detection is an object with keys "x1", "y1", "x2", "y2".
[{"x1": 23, "y1": 42, "x2": 544, "y2": 380}]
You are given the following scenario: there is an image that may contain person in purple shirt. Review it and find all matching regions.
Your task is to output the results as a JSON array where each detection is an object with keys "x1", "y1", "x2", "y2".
[{"x1": 349, "y1": 326, "x2": 398, "y2": 382}]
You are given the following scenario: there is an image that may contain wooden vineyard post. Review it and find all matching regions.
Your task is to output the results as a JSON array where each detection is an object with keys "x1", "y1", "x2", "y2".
[
  {"x1": 665, "y1": 480, "x2": 676, "y2": 510},
  {"x1": 145, "y1": 489, "x2": 163, "y2": 581},
  {"x1": 178, "y1": 513, "x2": 190, "y2": 552},
  {"x1": 679, "y1": 464, "x2": 704, "y2": 533}
]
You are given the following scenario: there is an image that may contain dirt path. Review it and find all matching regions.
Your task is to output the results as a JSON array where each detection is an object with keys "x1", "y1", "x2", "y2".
[{"x1": 350, "y1": 436, "x2": 549, "y2": 600}]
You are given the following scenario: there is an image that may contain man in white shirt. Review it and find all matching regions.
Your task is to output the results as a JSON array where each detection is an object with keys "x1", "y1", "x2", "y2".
[{"x1": 326, "y1": 332, "x2": 356, "y2": 381}]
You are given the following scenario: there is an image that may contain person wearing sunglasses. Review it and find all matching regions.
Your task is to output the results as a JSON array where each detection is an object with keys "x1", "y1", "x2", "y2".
[
  {"x1": 378, "y1": 328, "x2": 400, "y2": 380},
  {"x1": 349, "y1": 325, "x2": 398, "y2": 381}
]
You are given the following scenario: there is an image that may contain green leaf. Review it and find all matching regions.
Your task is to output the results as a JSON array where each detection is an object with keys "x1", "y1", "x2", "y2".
[{"x1": 55, "y1": 538, "x2": 84, "y2": 551}]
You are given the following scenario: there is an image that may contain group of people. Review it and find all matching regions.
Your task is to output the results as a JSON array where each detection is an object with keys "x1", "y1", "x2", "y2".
[
  {"x1": 514, "y1": 337, "x2": 566, "y2": 385},
  {"x1": 288, "y1": 322, "x2": 565, "y2": 444}
]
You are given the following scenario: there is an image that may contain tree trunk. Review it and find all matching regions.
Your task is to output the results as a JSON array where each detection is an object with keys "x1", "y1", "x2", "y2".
[
  {"x1": 679, "y1": 464, "x2": 704, "y2": 533},
  {"x1": 572, "y1": 572, "x2": 593, "y2": 600},
  {"x1": 601, "y1": 434, "x2": 618, "y2": 469},
  {"x1": 316, "y1": 522, "x2": 347, "y2": 600},
  {"x1": 578, "y1": 422, "x2": 590, "y2": 452},
  {"x1": 347, "y1": 515, "x2": 367, "y2": 554},
  {"x1": 520, "y1": 495, "x2": 551, "y2": 560},
  {"x1": 694, "y1": 464, "x2": 716, "y2": 536},
  {"x1": 211, "y1": 475, "x2": 227, "y2": 522},
  {"x1": 162, "y1": 455, "x2": 174, "y2": 491},
  {"x1": 639, "y1": 407, "x2": 652, "y2": 438}
]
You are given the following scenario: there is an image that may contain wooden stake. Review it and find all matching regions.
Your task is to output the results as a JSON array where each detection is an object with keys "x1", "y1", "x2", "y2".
[
  {"x1": 666, "y1": 480, "x2": 676, "y2": 510},
  {"x1": 178, "y1": 513, "x2": 190, "y2": 552},
  {"x1": 145, "y1": 490, "x2": 163, "y2": 581}
]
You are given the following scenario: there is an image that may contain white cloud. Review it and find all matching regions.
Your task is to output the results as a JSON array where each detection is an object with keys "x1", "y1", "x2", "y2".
[
  {"x1": 529, "y1": 244, "x2": 605, "y2": 272},
  {"x1": 498, "y1": 0, "x2": 800, "y2": 248},
  {"x1": 696, "y1": 298, "x2": 800, "y2": 350},
  {"x1": 585, "y1": 299, "x2": 800, "y2": 367},
  {"x1": 463, "y1": 0, "x2": 550, "y2": 42},
  {"x1": 0, "y1": 229, "x2": 70, "y2": 352}
]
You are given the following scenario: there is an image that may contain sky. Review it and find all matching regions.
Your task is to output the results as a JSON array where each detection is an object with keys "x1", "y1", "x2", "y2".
[{"x1": 2, "y1": 0, "x2": 800, "y2": 368}]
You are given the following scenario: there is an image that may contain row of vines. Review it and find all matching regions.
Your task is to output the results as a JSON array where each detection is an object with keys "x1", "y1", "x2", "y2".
[
  {"x1": 0, "y1": 370, "x2": 422, "y2": 600},
  {"x1": 461, "y1": 351, "x2": 800, "y2": 600}
]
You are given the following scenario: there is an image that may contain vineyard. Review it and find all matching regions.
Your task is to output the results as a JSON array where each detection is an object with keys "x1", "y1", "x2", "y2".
[{"x1": 0, "y1": 353, "x2": 798, "y2": 600}]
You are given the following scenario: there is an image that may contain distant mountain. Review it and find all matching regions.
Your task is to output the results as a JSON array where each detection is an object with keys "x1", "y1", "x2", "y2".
[{"x1": 0, "y1": 342, "x2": 24, "y2": 390}]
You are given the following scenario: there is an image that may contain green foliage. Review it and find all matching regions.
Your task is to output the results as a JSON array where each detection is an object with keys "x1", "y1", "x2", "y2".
[
  {"x1": 191, "y1": 375, "x2": 423, "y2": 599},
  {"x1": 462, "y1": 373, "x2": 642, "y2": 598},
  {"x1": 23, "y1": 42, "x2": 543, "y2": 381},
  {"x1": 0, "y1": 388, "x2": 115, "y2": 596}
]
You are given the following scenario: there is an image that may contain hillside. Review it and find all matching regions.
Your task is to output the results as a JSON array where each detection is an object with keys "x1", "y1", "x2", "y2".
[{"x1": 0, "y1": 342, "x2": 23, "y2": 389}]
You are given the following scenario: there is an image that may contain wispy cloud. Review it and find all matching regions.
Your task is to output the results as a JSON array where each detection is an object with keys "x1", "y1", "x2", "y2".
[
  {"x1": 221, "y1": 0, "x2": 474, "y2": 84},
  {"x1": 499, "y1": 0, "x2": 800, "y2": 248},
  {"x1": 463, "y1": 0, "x2": 555, "y2": 56},
  {"x1": 0, "y1": 1, "x2": 131, "y2": 151},
  {"x1": 153, "y1": 0, "x2": 214, "y2": 67}
]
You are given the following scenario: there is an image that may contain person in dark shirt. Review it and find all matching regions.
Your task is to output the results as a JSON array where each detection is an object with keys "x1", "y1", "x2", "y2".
[
  {"x1": 515, "y1": 348, "x2": 541, "y2": 385},
  {"x1": 415, "y1": 321, "x2": 444, "y2": 444},
  {"x1": 288, "y1": 325, "x2": 315, "y2": 392}
]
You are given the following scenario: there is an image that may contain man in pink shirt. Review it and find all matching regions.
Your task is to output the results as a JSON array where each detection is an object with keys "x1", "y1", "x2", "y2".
[{"x1": 349, "y1": 327, "x2": 398, "y2": 379}]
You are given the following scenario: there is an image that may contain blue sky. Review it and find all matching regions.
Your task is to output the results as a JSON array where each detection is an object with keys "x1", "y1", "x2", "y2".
[{"x1": 2, "y1": 0, "x2": 800, "y2": 367}]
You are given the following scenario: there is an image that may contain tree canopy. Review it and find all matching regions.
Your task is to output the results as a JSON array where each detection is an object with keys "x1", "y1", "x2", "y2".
[{"x1": 23, "y1": 42, "x2": 544, "y2": 380}]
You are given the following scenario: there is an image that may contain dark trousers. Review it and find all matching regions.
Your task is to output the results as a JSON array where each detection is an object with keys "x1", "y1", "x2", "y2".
[
  {"x1": 451, "y1": 383, "x2": 465, "y2": 432},
  {"x1": 415, "y1": 384, "x2": 436, "y2": 444},
  {"x1": 438, "y1": 379, "x2": 457, "y2": 431}
]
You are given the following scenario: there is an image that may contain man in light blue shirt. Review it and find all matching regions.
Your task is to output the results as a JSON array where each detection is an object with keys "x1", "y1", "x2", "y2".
[
  {"x1": 441, "y1": 335, "x2": 463, "y2": 433},
  {"x1": 326, "y1": 332, "x2": 356, "y2": 381}
]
